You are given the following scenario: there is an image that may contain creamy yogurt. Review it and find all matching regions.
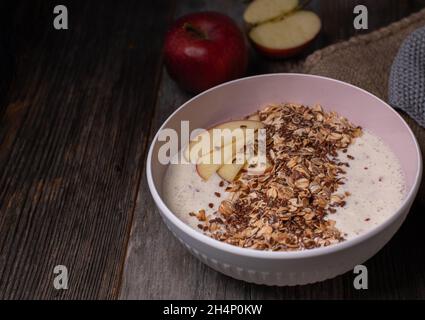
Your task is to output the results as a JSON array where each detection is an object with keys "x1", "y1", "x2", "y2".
[
  {"x1": 163, "y1": 130, "x2": 405, "y2": 242},
  {"x1": 163, "y1": 151, "x2": 227, "y2": 229},
  {"x1": 329, "y1": 130, "x2": 405, "y2": 239}
]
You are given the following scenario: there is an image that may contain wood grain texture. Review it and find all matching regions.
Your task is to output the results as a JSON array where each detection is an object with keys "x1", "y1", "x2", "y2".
[
  {"x1": 0, "y1": 0, "x2": 175, "y2": 299},
  {"x1": 120, "y1": 0, "x2": 425, "y2": 299}
]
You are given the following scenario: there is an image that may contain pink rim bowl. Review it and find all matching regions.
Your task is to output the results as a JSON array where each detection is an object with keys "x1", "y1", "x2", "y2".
[{"x1": 147, "y1": 74, "x2": 422, "y2": 286}]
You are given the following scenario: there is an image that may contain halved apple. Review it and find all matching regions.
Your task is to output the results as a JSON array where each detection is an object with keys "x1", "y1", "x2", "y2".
[
  {"x1": 184, "y1": 120, "x2": 264, "y2": 163},
  {"x1": 249, "y1": 10, "x2": 321, "y2": 58},
  {"x1": 244, "y1": 0, "x2": 299, "y2": 25}
]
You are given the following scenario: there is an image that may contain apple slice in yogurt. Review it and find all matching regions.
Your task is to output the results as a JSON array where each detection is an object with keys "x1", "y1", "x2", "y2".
[
  {"x1": 196, "y1": 142, "x2": 237, "y2": 180},
  {"x1": 218, "y1": 154, "x2": 273, "y2": 182},
  {"x1": 217, "y1": 162, "x2": 246, "y2": 182},
  {"x1": 244, "y1": 155, "x2": 273, "y2": 175},
  {"x1": 247, "y1": 113, "x2": 261, "y2": 121},
  {"x1": 184, "y1": 120, "x2": 264, "y2": 163},
  {"x1": 195, "y1": 123, "x2": 261, "y2": 180}
]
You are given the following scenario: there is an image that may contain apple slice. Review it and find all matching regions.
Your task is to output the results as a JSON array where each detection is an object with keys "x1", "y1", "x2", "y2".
[
  {"x1": 184, "y1": 120, "x2": 263, "y2": 163},
  {"x1": 249, "y1": 10, "x2": 321, "y2": 58},
  {"x1": 248, "y1": 113, "x2": 261, "y2": 121},
  {"x1": 217, "y1": 162, "x2": 246, "y2": 182},
  {"x1": 244, "y1": 155, "x2": 273, "y2": 175},
  {"x1": 244, "y1": 0, "x2": 299, "y2": 25},
  {"x1": 196, "y1": 126, "x2": 259, "y2": 180},
  {"x1": 218, "y1": 153, "x2": 273, "y2": 182},
  {"x1": 196, "y1": 140, "x2": 240, "y2": 180}
]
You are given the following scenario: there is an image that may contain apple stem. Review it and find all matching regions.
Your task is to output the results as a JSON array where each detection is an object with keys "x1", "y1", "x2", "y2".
[{"x1": 183, "y1": 23, "x2": 208, "y2": 40}]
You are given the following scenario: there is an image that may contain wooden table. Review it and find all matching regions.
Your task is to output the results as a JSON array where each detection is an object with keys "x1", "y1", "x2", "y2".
[{"x1": 1, "y1": 0, "x2": 424, "y2": 300}]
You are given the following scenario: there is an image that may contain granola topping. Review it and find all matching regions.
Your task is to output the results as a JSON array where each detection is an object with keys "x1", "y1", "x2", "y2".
[{"x1": 196, "y1": 103, "x2": 363, "y2": 251}]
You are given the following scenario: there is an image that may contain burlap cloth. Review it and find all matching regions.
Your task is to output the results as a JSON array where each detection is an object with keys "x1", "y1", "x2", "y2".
[{"x1": 300, "y1": 8, "x2": 425, "y2": 104}]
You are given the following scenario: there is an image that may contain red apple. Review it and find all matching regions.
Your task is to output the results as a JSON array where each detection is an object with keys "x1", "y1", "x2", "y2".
[{"x1": 164, "y1": 12, "x2": 248, "y2": 93}]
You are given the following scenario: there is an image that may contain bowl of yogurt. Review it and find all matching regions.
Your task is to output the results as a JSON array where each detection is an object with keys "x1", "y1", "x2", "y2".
[{"x1": 147, "y1": 74, "x2": 422, "y2": 286}]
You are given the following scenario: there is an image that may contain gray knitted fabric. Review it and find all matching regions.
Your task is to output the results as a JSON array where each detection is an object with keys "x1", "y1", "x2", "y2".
[{"x1": 389, "y1": 26, "x2": 425, "y2": 128}]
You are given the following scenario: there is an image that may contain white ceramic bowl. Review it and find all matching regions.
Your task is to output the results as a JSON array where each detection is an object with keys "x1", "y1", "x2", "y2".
[{"x1": 147, "y1": 74, "x2": 422, "y2": 286}]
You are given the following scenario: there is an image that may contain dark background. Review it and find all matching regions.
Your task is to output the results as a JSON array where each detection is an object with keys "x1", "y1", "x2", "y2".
[{"x1": 0, "y1": 0, "x2": 424, "y2": 300}]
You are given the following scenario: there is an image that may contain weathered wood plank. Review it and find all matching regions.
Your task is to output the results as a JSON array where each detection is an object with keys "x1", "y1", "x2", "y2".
[
  {"x1": 120, "y1": 0, "x2": 425, "y2": 299},
  {"x1": 0, "y1": 0, "x2": 175, "y2": 299}
]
